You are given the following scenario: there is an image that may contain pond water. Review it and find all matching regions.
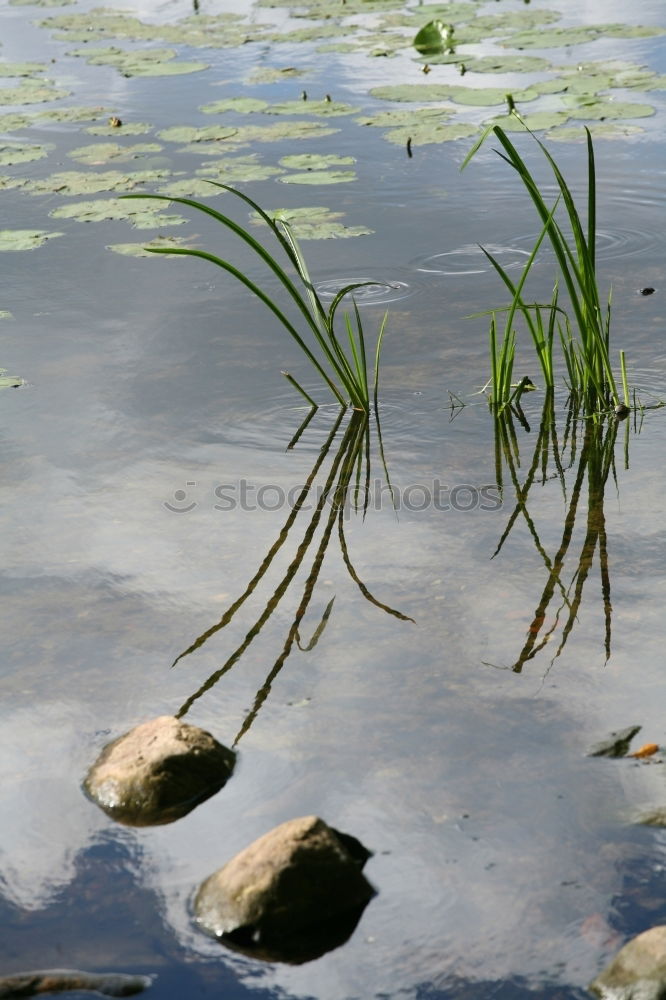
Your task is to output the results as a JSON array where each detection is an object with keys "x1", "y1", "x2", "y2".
[{"x1": 1, "y1": 0, "x2": 666, "y2": 997}]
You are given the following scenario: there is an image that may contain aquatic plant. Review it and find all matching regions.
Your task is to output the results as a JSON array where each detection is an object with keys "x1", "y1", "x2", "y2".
[
  {"x1": 463, "y1": 122, "x2": 623, "y2": 415},
  {"x1": 122, "y1": 184, "x2": 386, "y2": 412}
]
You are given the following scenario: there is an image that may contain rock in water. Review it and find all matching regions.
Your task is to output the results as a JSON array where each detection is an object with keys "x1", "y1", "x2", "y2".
[
  {"x1": 589, "y1": 925, "x2": 666, "y2": 1000},
  {"x1": 83, "y1": 715, "x2": 235, "y2": 826},
  {"x1": 0, "y1": 969, "x2": 151, "y2": 997},
  {"x1": 194, "y1": 815, "x2": 375, "y2": 964}
]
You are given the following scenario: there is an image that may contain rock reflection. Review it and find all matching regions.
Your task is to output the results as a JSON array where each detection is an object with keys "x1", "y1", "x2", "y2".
[{"x1": 175, "y1": 408, "x2": 412, "y2": 739}]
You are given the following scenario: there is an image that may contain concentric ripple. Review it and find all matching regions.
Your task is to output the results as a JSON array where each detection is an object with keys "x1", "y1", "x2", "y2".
[
  {"x1": 315, "y1": 269, "x2": 419, "y2": 305},
  {"x1": 411, "y1": 244, "x2": 531, "y2": 277}
]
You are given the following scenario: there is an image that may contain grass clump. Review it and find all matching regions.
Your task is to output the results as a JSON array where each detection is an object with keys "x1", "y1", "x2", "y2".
[
  {"x1": 122, "y1": 184, "x2": 386, "y2": 413},
  {"x1": 463, "y1": 120, "x2": 625, "y2": 416}
]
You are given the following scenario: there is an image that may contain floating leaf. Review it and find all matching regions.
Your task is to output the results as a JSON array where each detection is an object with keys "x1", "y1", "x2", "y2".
[
  {"x1": 49, "y1": 197, "x2": 187, "y2": 228},
  {"x1": 383, "y1": 121, "x2": 478, "y2": 145},
  {"x1": 245, "y1": 66, "x2": 305, "y2": 84},
  {"x1": 0, "y1": 368, "x2": 24, "y2": 388},
  {"x1": 85, "y1": 121, "x2": 154, "y2": 136},
  {"x1": 279, "y1": 170, "x2": 356, "y2": 185},
  {"x1": 413, "y1": 20, "x2": 449, "y2": 56},
  {"x1": 67, "y1": 142, "x2": 164, "y2": 166},
  {"x1": 66, "y1": 45, "x2": 208, "y2": 77},
  {"x1": 0, "y1": 229, "x2": 64, "y2": 251},
  {"x1": 200, "y1": 97, "x2": 269, "y2": 114},
  {"x1": 0, "y1": 80, "x2": 70, "y2": 104},
  {"x1": 490, "y1": 111, "x2": 572, "y2": 132},
  {"x1": 253, "y1": 205, "x2": 372, "y2": 240},
  {"x1": 155, "y1": 178, "x2": 227, "y2": 199},
  {"x1": 547, "y1": 122, "x2": 644, "y2": 141},
  {"x1": 197, "y1": 155, "x2": 283, "y2": 182},
  {"x1": 20, "y1": 168, "x2": 171, "y2": 196},
  {"x1": 278, "y1": 153, "x2": 355, "y2": 169},
  {"x1": 0, "y1": 62, "x2": 48, "y2": 78},
  {"x1": 264, "y1": 100, "x2": 360, "y2": 117},
  {"x1": 106, "y1": 235, "x2": 191, "y2": 257},
  {"x1": 0, "y1": 142, "x2": 51, "y2": 166},
  {"x1": 467, "y1": 55, "x2": 553, "y2": 74}
]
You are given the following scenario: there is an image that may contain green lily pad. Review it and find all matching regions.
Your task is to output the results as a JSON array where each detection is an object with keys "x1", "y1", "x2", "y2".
[
  {"x1": 489, "y1": 110, "x2": 572, "y2": 131},
  {"x1": 37, "y1": 106, "x2": 109, "y2": 123},
  {"x1": 356, "y1": 108, "x2": 453, "y2": 128},
  {"x1": 0, "y1": 142, "x2": 51, "y2": 166},
  {"x1": 383, "y1": 121, "x2": 478, "y2": 145},
  {"x1": 473, "y1": 10, "x2": 561, "y2": 32},
  {"x1": 264, "y1": 100, "x2": 360, "y2": 117},
  {"x1": 200, "y1": 97, "x2": 269, "y2": 114},
  {"x1": 106, "y1": 235, "x2": 191, "y2": 256},
  {"x1": 565, "y1": 98, "x2": 655, "y2": 120},
  {"x1": 158, "y1": 124, "x2": 241, "y2": 144},
  {"x1": 413, "y1": 21, "x2": 450, "y2": 56},
  {"x1": 504, "y1": 23, "x2": 666, "y2": 49},
  {"x1": 0, "y1": 62, "x2": 48, "y2": 77},
  {"x1": 0, "y1": 311, "x2": 13, "y2": 320},
  {"x1": 245, "y1": 66, "x2": 305, "y2": 84},
  {"x1": 67, "y1": 142, "x2": 163, "y2": 166},
  {"x1": 0, "y1": 175, "x2": 27, "y2": 191},
  {"x1": 155, "y1": 178, "x2": 227, "y2": 199},
  {"x1": 278, "y1": 153, "x2": 355, "y2": 169},
  {"x1": 0, "y1": 368, "x2": 24, "y2": 388},
  {"x1": 0, "y1": 113, "x2": 35, "y2": 131},
  {"x1": 547, "y1": 122, "x2": 645, "y2": 141},
  {"x1": 49, "y1": 197, "x2": 187, "y2": 228},
  {"x1": 85, "y1": 121, "x2": 154, "y2": 136},
  {"x1": 370, "y1": 84, "x2": 458, "y2": 102},
  {"x1": 0, "y1": 229, "x2": 64, "y2": 251},
  {"x1": 399, "y1": 4, "x2": 477, "y2": 20},
  {"x1": 0, "y1": 80, "x2": 70, "y2": 104},
  {"x1": 21, "y1": 168, "x2": 171, "y2": 197},
  {"x1": 279, "y1": 170, "x2": 356, "y2": 185},
  {"x1": 253, "y1": 205, "x2": 372, "y2": 240},
  {"x1": 11, "y1": 0, "x2": 75, "y2": 5},
  {"x1": 67, "y1": 46, "x2": 208, "y2": 77},
  {"x1": 196, "y1": 155, "x2": 283, "y2": 182},
  {"x1": 448, "y1": 85, "x2": 539, "y2": 106},
  {"x1": 466, "y1": 55, "x2": 553, "y2": 74}
]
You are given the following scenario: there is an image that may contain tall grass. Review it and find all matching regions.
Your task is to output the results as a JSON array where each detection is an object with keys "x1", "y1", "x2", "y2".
[
  {"x1": 122, "y1": 183, "x2": 387, "y2": 413},
  {"x1": 463, "y1": 121, "x2": 622, "y2": 414}
]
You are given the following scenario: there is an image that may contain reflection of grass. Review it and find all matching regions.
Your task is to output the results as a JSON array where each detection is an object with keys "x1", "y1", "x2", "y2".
[
  {"x1": 175, "y1": 408, "x2": 412, "y2": 742},
  {"x1": 123, "y1": 184, "x2": 386, "y2": 412},
  {"x1": 464, "y1": 122, "x2": 624, "y2": 415},
  {"x1": 488, "y1": 392, "x2": 619, "y2": 673}
]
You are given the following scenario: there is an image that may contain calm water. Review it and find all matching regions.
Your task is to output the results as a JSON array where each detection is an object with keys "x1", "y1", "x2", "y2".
[{"x1": 1, "y1": 0, "x2": 666, "y2": 997}]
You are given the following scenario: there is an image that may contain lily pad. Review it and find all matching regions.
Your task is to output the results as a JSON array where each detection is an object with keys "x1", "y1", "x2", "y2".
[
  {"x1": 465, "y1": 55, "x2": 553, "y2": 74},
  {"x1": 0, "y1": 311, "x2": 13, "y2": 320},
  {"x1": 245, "y1": 66, "x2": 305, "y2": 85},
  {"x1": 200, "y1": 98, "x2": 269, "y2": 114},
  {"x1": 11, "y1": 0, "x2": 75, "y2": 5},
  {"x1": 279, "y1": 170, "x2": 356, "y2": 185},
  {"x1": 197, "y1": 155, "x2": 283, "y2": 182},
  {"x1": 106, "y1": 235, "x2": 191, "y2": 257},
  {"x1": 370, "y1": 84, "x2": 459, "y2": 102},
  {"x1": 155, "y1": 178, "x2": 226, "y2": 199},
  {"x1": 85, "y1": 121, "x2": 154, "y2": 136},
  {"x1": 0, "y1": 80, "x2": 70, "y2": 105},
  {"x1": 49, "y1": 197, "x2": 187, "y2": 228},
  {"x1": 158, "y1": 124, "x2": 241, "y2": 144},
  {"x1": 0, "y1": 368, "x2": 24, "y2": 388},
  {"x1": 565, "y1": 98, "x2": 655, "y2": 121},
  {"x1": 253, "y1": 205, "x2": 372, "y2": 241},
  {"x1": 264, "y1": 100, "x2": 360, "y2": 117},
  {"x1": 489, "y1": 111, "x2": 572, "y2": 131},
  {"x1": 278, "y1": 153, "x2": 355, "y2": 169},
  {"x1": 547, "y1": 122, "x2": 645, "y2": 141},
  {"x1": 356, "y1": 108, "x2": 453, "y2": 128},
  {"x1": 37, "y1": 106, "x2": 109, "y2": 123},
  {"x1": 413, "y1": 21, "x2": 451, "y2": 56},
  {"x1": 67, "y1": 46, "x2": 208, "y2": 77},
  {"x1": 0, "y1": 229, "x2": 64, "y2": 251},
  {"x1": 0, "y1": 142, "x2": 51, "y2": 166},
  {"x1": 504, "y1": 23, "x2": 666, "y2": 49},
  {"x1": 0, "y1": 62, "x2": 48, "y2": 78},
  {"x1": 67, "y1": 142, "x2": 163, "y2": 166},
  {"x1": 0, "y1": 113, "x2": 35, "y2": 131},
  {"x1": 383, "y1": 121, "x2": 478, "y2": 146},
  {"x1": 19, "y1": 169, "x2": 170, "y2": 197}
]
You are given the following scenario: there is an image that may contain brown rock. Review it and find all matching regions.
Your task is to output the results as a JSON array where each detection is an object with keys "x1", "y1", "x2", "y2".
[
  {"x1": 589, "y1": 925, "x2": 666, "y2": 1000},
  {"x1": 83, "y1": 715, "x2": 235, "y2": 826},
  {"x1": 194, "y1": 815, "x2": 375, "y2": 963}
]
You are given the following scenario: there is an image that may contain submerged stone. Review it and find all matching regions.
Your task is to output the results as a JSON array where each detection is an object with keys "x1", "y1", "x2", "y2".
[
  {"x1": 589, "y1": 926, "x2": 666, "y2": 999},
  {"x1": 83, "y1": 715, "x2": 235, "y2": 826},
  {"x1": 194, "y1": 815, "x2": 375, "y2": 964}
]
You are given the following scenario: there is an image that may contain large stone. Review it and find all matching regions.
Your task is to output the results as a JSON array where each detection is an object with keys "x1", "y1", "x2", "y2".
[
  {"x1": 589, "y1": 926, "x2": 666, "y2": 1000},
  {"x1": 194, "y1": 815, "x2": 375, "y2": 964},
  {"x1": 83, "y1": 715, "x2": 235, "y2": 826}
]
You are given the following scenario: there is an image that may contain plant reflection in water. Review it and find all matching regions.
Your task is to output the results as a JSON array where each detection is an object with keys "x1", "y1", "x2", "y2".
[{"x1": 174, "y1": 408, "x2": 413, "y2": 740}]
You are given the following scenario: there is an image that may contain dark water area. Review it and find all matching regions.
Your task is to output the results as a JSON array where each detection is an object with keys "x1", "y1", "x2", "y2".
[{"x1": 1, "y1": 0, "x2": 666, "y2": 997}]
